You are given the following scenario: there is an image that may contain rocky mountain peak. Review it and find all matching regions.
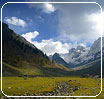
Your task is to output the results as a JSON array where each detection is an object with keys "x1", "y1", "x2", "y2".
[
  {"x1": 69, "y1": 46, "x2": 85, "y2": 54},
  {"x1": 87, "y1": 37, "x2": 104, "y2": 57},
  {"x1": 53, "y1": 53, "x2": 60, "y2": 57},
  {"x1": 69, "y1": 48, "x2": 76, "y2": 54},
  {"x1": 76, "y1": 46, "x2": 85, "y2": 51},
  {"x1": 49, "y1": 37, "x2": 104, "y2": 67}
]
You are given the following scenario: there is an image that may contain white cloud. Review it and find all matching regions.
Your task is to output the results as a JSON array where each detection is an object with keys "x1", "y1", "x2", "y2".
[
  {"x1": 42, "y1": 3, "x2": 56, "y2": 14},
  {"x1": 22, "y1": 31, "x2": 70, "y2": 55},
  {"x1": 22, "y1": 30, "x2": 70, "y2": 55},
  {"x1": 86, "y1": 12, "x2": 104, "y2": 37},
  {"x1": 22, "y1": 31, "x2": 39, "y2": 42},
  {"x1": 5, "y1": 17, "x2": 26, "y2": 27},
  {"x1": 21, "y1": 31, "x2": 87, "y2": 55},
  {"x1": 32, "y1": 39, "x2": 70, "y2": 55},
  {"x1": 21, "y1": 31, "x2": 72, "y2": 55},
  {"x1": 26, "y1": 2, "x2": 56, "y2": 14},
  {"x1": 32, "y1": 39, "x2": 87, "y2": 55},
  {"x1": 56, "y1": 4, "x2": 104, "y2": 44}
]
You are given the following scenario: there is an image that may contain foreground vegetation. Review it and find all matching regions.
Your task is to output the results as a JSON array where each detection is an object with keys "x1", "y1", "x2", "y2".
[{"x1": 0, "y1": 77, "x2": 103, "y2": 98}]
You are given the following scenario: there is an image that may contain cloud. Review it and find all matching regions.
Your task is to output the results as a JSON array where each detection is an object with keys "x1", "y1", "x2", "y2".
[
  {"x1": 42, "y1": 3, "x2": 56, "y2": 14},
  {"x1": 55, "y1": 3, "x2": 103, "y2": 44},
  {"x1": 32, "y1": 39, "x2": 70, "y2": 55},
  {"x1": 21, "y1": 31, "x2": 87, "y2": 55},
  {"x1": 26, "y1": 2, "x2": 56, "y2": 14},
  {"x1": 21, "y1": 30, "x2": 71, "y2": 55},
  {"x1": 22, "y1": 31, "x2": 39, "y2": 42},
  {"x1": 32, "y1": 39, "x2": 87, "y2": 55},
  {"x1": 21, "y1": 2, "x2": 104, "y2": 55},
  {"x1": 4, "y1": 17, "x2": 26, "y2": 27},
  {"x1": 86, "y1": 12, "x2": 104, "y2": 36}
]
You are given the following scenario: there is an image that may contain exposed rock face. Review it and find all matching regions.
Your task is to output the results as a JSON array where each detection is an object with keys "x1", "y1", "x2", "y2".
[
  {"x1": 60, "y1": 46, "x2": 89, "y2": 66},
  {"x1": 51, "y1": 37, "x2": 104, "y2": 67},
  {"x1": 87, "y1": 37, "x2": 104, "y2": 58}
]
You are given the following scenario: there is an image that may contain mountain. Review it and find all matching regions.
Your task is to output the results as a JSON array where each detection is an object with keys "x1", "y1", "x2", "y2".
[
  {"x1": 1, "y1": 22, "x2": 103, "y2": 77},
  {"x1": 60, "y1": 38, "x2": 104, "y2": 76},
  {"x1": 2, "y1": 22, "x2": 50, "y2": 68},
  {"x1": 87, "y1": 37, "x2": 104, "y2": 59},
  {"x1": 59, "y1": 37, "x2": 104, "y2": 67},
  {"x1": 51, "y1": 53, "x2": 70, "y2": 68},
  {"x1": 1, "y1": 22, "x2": 71, "y2": 77},
  {"x1": 49, "y1": 37, "x2": 104, "y2": 68},
  {"x1": 69, "y1": 59, "x2": 104, "y2": 77},
  {"x1": 60, "y1": 46, "x2": 89, "y2": 67}
]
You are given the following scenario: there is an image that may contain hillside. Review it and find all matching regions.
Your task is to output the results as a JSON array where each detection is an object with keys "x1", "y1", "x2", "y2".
[
  {"x1": 1, "y1": 22, "x2": 103, "y2": 77},
  {"x1": 70, "y1": 59, "x2": 104, "y2": 76},
  {"x1": 2, "y1": 23, "x2": 50, "y2": 67},
  {"x1": 1, "y1": 22, "x2": 71, "y2": 77}
]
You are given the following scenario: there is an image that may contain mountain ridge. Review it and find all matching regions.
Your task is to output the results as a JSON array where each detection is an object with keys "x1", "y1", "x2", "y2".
[
  {"x1": 51, "y1": 38, "x2": 104, "y2": 68},
  {"x1": 1, "y1": 22, "x2": 71, "y2": 77},
  {"x1": 1, "y1": 22, "x2": 103, "y2": 77}
]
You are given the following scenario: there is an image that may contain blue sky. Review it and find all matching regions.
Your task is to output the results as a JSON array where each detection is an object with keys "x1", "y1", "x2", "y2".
[
  {"x1": 2, "y1": 3, "x2": 59, "y2": 41},
  {"x1": 0, "y1": 0, "x2": 104, "y2": 55}
]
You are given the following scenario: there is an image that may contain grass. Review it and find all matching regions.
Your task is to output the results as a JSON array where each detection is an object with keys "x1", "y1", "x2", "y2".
[
  {"x1": 3, "y1": 62, "x2": 72, "y2": 77},
  {"x1": 0, "y1": 77, "x2": 101, "y2": 97},
  {"x1": 3, "y1": 62, "x2": 44, "y2": 76},
  {"x1": 1, "y1": 62, "x2": 104, "y2": 98}
]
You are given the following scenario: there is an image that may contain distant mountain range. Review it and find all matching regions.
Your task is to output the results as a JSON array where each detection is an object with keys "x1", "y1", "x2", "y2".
[
  {"x1": 60, "y1": 46, "x2": 89, "y2": 67},
  {"x1": 1, "y1": 22, "x2": 104, "y2": 77},
  {"x1": 50, "y1": 37, "x2": 104, "y2": 68}
]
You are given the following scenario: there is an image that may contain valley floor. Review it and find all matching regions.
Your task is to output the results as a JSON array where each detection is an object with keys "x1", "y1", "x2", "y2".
[{"x1": 0, "y1": 77, "x2": 104, "y2": 99}]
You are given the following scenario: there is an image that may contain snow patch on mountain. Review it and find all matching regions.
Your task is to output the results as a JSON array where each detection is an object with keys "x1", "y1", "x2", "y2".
[
  {"x1": 87, "y1": 37, "x2": 104, "y2": 57},
  {"x1": 60, "y1": 46, "x2": 89, "y2": 65},
  {"x1": 49, "y1": 37, "x2": 104, "y2": 67},
  {"x1": 60, "y1": 37, "x2": 104, "y2": 65}
]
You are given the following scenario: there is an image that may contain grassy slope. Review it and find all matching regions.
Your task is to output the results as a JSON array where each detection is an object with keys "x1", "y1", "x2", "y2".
[
  {"x1": 2, "y1": 62, "x2": 44, "y2": 77},
  {"x1": 2, "y1": 62, "x2": 72, "y2": 77}
]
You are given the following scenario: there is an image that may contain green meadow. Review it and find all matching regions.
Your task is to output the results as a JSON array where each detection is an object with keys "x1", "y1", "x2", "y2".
[{"x1": 0, "y1": 77, "x2": 103, "y2": 99}]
